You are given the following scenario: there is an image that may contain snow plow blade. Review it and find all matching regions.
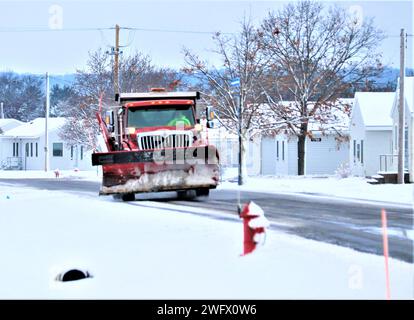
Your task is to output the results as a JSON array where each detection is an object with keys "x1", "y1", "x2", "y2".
[{"x1": 92, "y1": 145, "x2": 220, "y2": 195}]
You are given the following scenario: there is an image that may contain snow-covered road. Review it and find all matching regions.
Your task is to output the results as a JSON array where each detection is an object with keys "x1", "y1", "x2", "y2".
[
  {"x1": 0, "y1": 177, "x2": 412, "y2": 262},
  {"x1": 0, "y1": 184, "x2": 412, "y2": 299}
]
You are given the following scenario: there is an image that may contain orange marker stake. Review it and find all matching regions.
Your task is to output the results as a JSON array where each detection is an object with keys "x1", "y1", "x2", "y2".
[{"x1": 381, "y1": 208, "x2": 391, "y2": 300}]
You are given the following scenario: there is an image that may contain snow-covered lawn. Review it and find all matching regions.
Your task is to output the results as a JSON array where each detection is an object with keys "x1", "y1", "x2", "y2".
[
  {"x1": 0, "y1": 169, "x2": 101, "y2": 182},
  {"x1": 220, "y1": 170, "x2": 414, "y2": 205},
  {"x1": 0, "y1": 183, "x2": 412, "y2": 299}
]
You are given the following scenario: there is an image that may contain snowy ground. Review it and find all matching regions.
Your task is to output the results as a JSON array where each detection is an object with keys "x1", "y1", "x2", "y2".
[
  {"x1": 0, "y1": 169, "x2": 102, "y2": 181},
  {"x1": 0, "y1": 183, "x2": 412, "y2": 299},
  {"x1": 220, "y1": 169, "x2": 414, "y2": 205}
]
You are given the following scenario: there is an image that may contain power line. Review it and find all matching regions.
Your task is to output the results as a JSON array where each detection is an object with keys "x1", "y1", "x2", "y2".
[
  {"x1": 122, "y1": 26, "x2": 233, "y2": 35},
  {"x1": 0, "y1": 26, "x2": 114, "y2": 33},
  {"x1": 121, "y1": 28, "x2": 137, "y2": 48},
  {"x1": 0, "y1": 24, "x2": 408, "y2": 37},
  {"x1": 0, "y1": 25, "x2": 233, "y2": 35},
  {"x1": 99, "y1": 29, "x2": 114, "y2": 48}
]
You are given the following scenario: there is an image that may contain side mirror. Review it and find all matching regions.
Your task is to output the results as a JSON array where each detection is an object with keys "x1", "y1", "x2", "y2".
[
  {"x1": 206, "y1": 106, "x2": 215, "y2": 121},
  {"x1": 206, "y1": 120, "x2": 214, "y2": 129}
]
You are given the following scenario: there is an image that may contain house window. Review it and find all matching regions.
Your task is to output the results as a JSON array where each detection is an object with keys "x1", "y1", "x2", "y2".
[
  {"x1": 80, "y1": 146, "x2": 84, "y2": 160},
  {"x1": 282, "y1": 141, "x2": 285, "y2": 161},
  {"x1": 13, "y1": 142, "x2": 19, "y2": 157},
  {"x1": 36, "y1": 143, "x2": 38, "y2": 157},
  {"x1": 30, "y1": 143, "x2": 33, "y2": 157},
  {"x1": 360, "y1": 140, "x2": 364, "y2": 164},
  {"x1": 311, "y1": 137, "x2": 322, "y2": 142},
  {"x1": 276, "y1": 141, "x2": 279, "y2": 160},
  {"x1": 356, "y1": 143, "x2": 361, "y2": 162},
  {"x1": 70, "y1": 146, "x2": 74, "y2": 160},
  {"x1": 53, "y1": 143, "x2": 63, "y2": 157},
  {"x1": 353, "y1": 140, "x2": 356, "y2": 162},
  {"x1": 25, "y1": 143, "x2": 29, "y2": 157}
]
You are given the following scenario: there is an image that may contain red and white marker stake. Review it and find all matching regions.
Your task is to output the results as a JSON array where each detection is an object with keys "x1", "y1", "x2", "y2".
[{"x1": 381, "y1": 208, "x2": 391, "y2": 300}]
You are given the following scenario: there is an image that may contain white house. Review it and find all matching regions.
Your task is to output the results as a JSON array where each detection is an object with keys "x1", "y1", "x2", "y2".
[
  {"x1": 0, "y1": 117, "x2": 93, "y2": 171},
  {"x1": 390, "y1": 76, "x2": 414, "y2": 182},
  {"x1": 260, "y1": 99, "x2": 352, "y2": 176},
  {"x1": 349, "y1": 92, "x2": 395, "y2": 177}
]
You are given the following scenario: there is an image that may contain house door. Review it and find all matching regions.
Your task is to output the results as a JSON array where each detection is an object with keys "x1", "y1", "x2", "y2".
[{"x1": 261, "y1": 137, "x2": 276, "y2": 175}]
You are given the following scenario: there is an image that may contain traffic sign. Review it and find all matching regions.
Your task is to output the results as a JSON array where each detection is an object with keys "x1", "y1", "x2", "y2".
[{"x1": 230, "y1": 78, "x2": 240, "y2": 87}]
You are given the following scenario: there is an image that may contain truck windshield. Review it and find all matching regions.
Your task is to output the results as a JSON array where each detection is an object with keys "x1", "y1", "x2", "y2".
[{"x1": 127, "y1": 105, "x2": 195, "y2": 128}]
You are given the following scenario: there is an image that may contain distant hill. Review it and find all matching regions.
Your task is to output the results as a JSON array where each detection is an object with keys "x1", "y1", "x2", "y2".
[
  {"x1": 373, "y1": 67, "x2": 399, "y2": 86},
  {"x1": 4, "y1": 67, "x2": 413, "y2": 91},
  {"x1": 49, "y1": 74, "x2": 76, "y2": 88}
]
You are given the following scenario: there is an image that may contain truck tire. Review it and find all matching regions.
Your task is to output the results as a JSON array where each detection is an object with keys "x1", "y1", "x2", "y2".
[
  {"x1": 112, "y1": 194, "x2": 121, "y2": 200},
  {"x1": 177, "y1": 190, "x2": 196, "y2": 200},
  {"x1": 121, "y1": 193, "x2": 135, "y2": 202},
  {"x1": 196, "y1": 188, "x2": 210, "y2": 197}
]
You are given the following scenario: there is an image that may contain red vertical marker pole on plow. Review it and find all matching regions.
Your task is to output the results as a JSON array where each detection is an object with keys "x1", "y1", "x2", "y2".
[{"x1": 381, "y1": 208, "x2": 391, "y2": 300}]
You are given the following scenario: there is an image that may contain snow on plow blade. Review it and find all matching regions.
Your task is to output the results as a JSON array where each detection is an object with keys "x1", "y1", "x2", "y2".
[{"x1": 92, "y1": 145, "x2": 220, "y2": 195}]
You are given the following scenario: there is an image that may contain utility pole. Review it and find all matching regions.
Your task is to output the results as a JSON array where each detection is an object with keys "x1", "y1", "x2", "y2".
[
  {"x1": 0, "y1": 102, "x2": 4, "y2": 119},
  {"x1": 44, "y1": 72, "x2": 50, "y2": 172},
  {"x1": 114, "y1": 24, "x2": 120, "y2": 101},
  {"x1": 398, "y1": 29, "x2": 405, "y2": 184}
]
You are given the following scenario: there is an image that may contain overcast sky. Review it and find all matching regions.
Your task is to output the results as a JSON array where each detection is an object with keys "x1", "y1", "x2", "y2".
[{"x1": 0, "y1": 0, "x2": 412, "y2": 74}]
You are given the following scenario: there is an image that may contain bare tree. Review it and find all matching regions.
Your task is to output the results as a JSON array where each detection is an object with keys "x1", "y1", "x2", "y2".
[
  {"x1": 58, "y1": 49, "x2": 111, "y2": 150},
  {"x1": 183, "y1": 18, "x2": 277, "y2": 182},
  {"x1": 0, "y1": 72, "x2": 45, "y2": 121},
  {"x1": 260, "y1": 0, "x2": 384, "y2": 175},
  {"x1": 120, "y1": 53, "x2": 182, "y2": 92},
  {"x1": 59, "y1": 49, "x2": 182, "y2": 150}
]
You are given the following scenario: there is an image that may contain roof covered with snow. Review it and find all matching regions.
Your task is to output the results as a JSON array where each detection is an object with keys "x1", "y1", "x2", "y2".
[
  {"x1": 354, "y1": 92, "x2": 395, "y2": 127},
  {"x1": 1, "y1": 117, "x2": 66, "y2": 138},
  {"x1": 309, "y1": 98, "x2": 353, "y2": 133},
  {"x1": 212, "y1": 99, "x2": 353, "y2": 137},
  {"x1": 272, "y1": 99, "x2": 353, "y2": 134},
  {"x1": 0, "y1": 119, "x2": 23, "y2": 134}
]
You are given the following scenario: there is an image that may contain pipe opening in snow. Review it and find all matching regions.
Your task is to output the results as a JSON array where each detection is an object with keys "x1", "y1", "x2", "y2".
[{"x1": 56, "y1": 269, "x2": 92, "y2": 282}]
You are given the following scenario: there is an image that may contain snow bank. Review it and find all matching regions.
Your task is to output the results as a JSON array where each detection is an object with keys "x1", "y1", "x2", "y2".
[
  {"x1": 219, "y1": 173, "x2": 414, "y2": 205},
  {"x1": 0, "y1": 183, "x2": 412, "y2": 299}
]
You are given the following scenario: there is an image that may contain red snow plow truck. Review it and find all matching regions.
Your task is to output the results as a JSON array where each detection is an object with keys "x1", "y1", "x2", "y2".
[{"x1": 92, "y1": 89, "x2": 220, "y2": 201}]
